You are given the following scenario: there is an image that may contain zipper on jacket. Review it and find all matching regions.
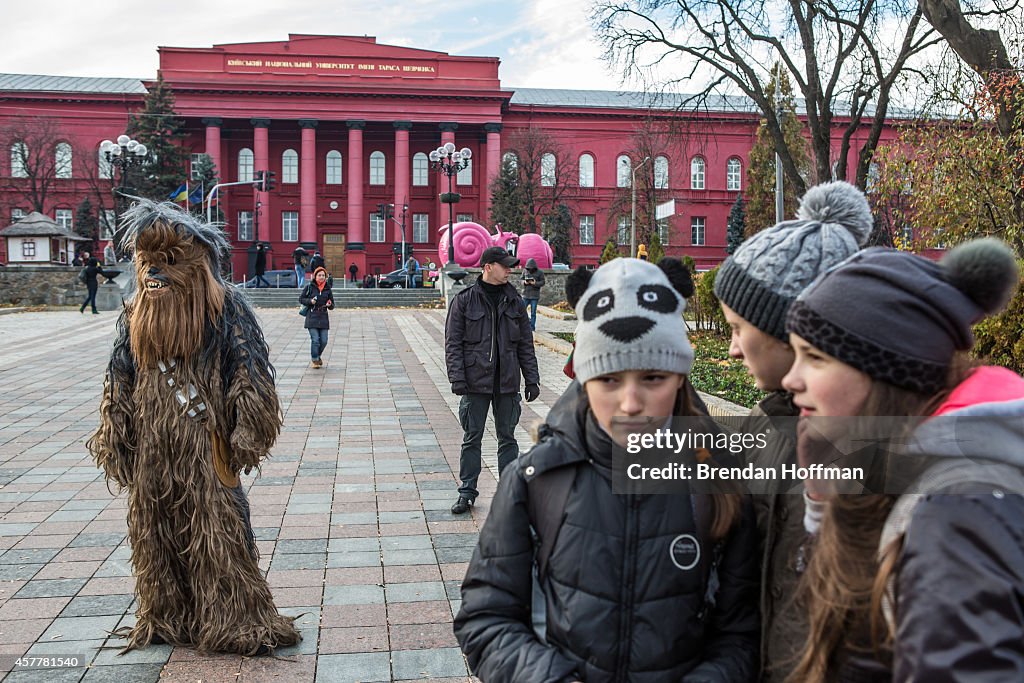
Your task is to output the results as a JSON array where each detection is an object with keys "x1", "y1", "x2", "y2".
[{"x1": 616, "y1": 495, "x2": 639, "y2": 680}]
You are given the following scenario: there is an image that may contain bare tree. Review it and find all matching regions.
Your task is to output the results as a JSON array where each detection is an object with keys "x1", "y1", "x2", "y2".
[
  {"x1": 501, "y1": 126, "x2": 576, "y2": 234},
  {"x1": 590, "y1": 0, "x2": 1015, "y2": 192},
  {"x1": 0, "y1": 117, "x2": 67, "y2": 216}
]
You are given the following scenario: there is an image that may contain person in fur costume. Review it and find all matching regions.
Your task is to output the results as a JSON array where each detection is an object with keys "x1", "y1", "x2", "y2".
[{"x1": 87, "y1": 200, "x2": 300, "y2": 655}]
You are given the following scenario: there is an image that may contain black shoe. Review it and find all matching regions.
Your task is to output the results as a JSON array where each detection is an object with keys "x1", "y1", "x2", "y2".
[{"x1": 451, "y1": 496, "x2": 474, "y2": 515}]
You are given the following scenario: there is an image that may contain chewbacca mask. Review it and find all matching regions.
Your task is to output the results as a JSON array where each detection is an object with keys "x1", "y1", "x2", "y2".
[{"x1": 87, "y1": 200, "x2": 299, "y2": 655}]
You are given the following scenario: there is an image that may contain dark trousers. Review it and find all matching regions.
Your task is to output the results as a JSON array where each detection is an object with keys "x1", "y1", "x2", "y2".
[
  {"x1": 308, "y1": 327, "x2": 329, "y2": 360},
  {"x1": 81, "y1": 281, "x2": 98, "y2": 313},
  {"x1": 255, "y1": 274, "x2": 270, "y2": 288},
  {"x1": 457, "y1": 392, "x2": 522, "y2": 500}
]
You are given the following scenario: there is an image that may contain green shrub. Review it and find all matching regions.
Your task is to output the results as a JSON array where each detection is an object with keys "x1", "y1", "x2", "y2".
[
  {"x1": 692, "y1": 266, "x2": 728, "y2": 336},
  {"x1": 973, "y1": 269, "x2": 1024, "y2": 374},
  {"x1": 688, "y1": 332, "x2": 766, "y2": 409}
]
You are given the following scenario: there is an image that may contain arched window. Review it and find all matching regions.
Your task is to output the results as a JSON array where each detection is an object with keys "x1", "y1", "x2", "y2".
[
  {"x1": 578, "y1": 153, "x2": 595, "y2": 188},
  {"x1": 654, "y1": 155, "x2": 669, "y2": 189},
  {"x1": 326, "y1": 150, "x2": 343, "y2": 185},
  {"x1": 502, "y1": 152, "x2": 518, "y2": 170},
  {"x1": 55, "y1": 142, "x2": 73, "y2": 179},
  {"x1": 10, "y1": 142, "x2": 28, "y2": 178},
  {"x1": 617, "y1": 154, "x2": 631, "y2": 187},
  {"x1": 369, "y1": 151, "x2": 386, "y2": 185},
  {"x1": 727, "y1": 157, "x2": 742, "y2": 191},
  {"x1": 412, "y1": 152, "x2": 429, "y2": 186},
  {"x1": 237, "y1": 148, "x2": 254, "y2": 182},
  {"x1": 541, "y1": 153, "x2": 556, "y2": 187},
  {"x1": 282, "y1": 149, "x2": 298, "y2": 183},
  {"x1": 98, "y1": 146, "x2": 112, "y2": 180},
  {"x1": 690, "y1": 156, "x2": 706, "y2": 190}
]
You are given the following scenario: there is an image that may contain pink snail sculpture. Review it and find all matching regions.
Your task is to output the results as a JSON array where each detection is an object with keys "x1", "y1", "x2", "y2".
[{"x1": 437, "y1": 222, "x2": 554, "y2": 269}]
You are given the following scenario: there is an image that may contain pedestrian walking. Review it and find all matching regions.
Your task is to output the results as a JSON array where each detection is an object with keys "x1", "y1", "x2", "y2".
[
  {"x1": 292, "y1": 245, "x2": 308, "y2": 285},
  {"x1": 712, "y1": 181, "x2": 872, "y2": 682},
  {"x1": 404, "y1": 254, "x2": 420, "y2": 288},
  {"x1": 454, "y1": 257, "x2": 760, "y2": 682},
  {"x1": 309, "y1": 250, "x2": 325, "y2": 273},
  {"x1": 781, "y1": 238, "x2": 1024, "y2": 681},
  {"x1": 520, "y1": 258, "x2": 545, "y2": 331},
  {"x1": 79, "y1": 251, "x2": 104, "y2": 314},
  {"x1": 445, "y1": 246, "x2": 540, "y2": 515},
  {"x1": 300, "y1": 267, "x2": 334, "y2": 369},
  {"x1": 254, "y1": 243, "x2": 270, "y2": 288}
]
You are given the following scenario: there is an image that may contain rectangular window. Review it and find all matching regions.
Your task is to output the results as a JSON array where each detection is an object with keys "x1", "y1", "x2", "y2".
[
  {"x1": 100, "y1": 210, "x2": 115, "y2": 240},
  {"x1": 617, "y1": 216, "x2": 630, "y2": 245},
  {"x1": 55, "y1": 209, "x2": 73, "y2": 230},
  {"x1": 98, "y1": 150, "x2": 113, "y2": 180},
  {"x1": 657, "y1": 218, "x2": 670, "y2": 246},
  {"x1": 21, "y1": 239, "x2": 35, "y2": 258},
  {"x1": 370, "y1": 214, "x2": 386, "y2": 243},
  {"x1": 190, "y1": 153, "x2": 207, "y2": 181},
  {"x1": 457, "y1": 159, "x2": 472, "y2": 186},
  {"x1": 579, "y1": 215, "x2": 595, "y2": 245},
  {"x1": 237, "y1": 211, "x2": 254, "y2": 241},
  {"x1": 691, "y1": 217, "x2": 706, "y2": 246},
  {"x1": 412, "y1": 154, "x2": 429, "y2": 186},
  {"x1": 282, "y1": 211, "x2": 298, "y2": 241},
  {"x1": 456, "y1": 213, "x2": 473, "y2": 223},
  {"x1": 412, "y1": 213, "x2": 429, "y2": 243}
]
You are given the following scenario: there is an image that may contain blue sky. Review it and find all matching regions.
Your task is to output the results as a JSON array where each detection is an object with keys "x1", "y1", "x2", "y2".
[{"x1": 2, "y1": 0, "x2": 628, "y2": 91}]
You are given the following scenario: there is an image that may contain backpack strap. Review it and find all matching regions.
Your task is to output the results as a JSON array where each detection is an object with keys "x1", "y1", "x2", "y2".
[
  {"x1": 526, "y1": 463, "x2": 577, "y2": 583},
  {"x1": 879, "y1": 459, "x2": 1024, "y2": 630}
]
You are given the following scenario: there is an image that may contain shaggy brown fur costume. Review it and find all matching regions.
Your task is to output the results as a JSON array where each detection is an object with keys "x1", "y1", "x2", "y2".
[{"x1": 87, "y1": 201, "x2": 300, "y2": 655}]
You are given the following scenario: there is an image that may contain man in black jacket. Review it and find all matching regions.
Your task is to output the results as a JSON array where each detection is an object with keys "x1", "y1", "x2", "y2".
[
  {"x1": 80, "y1": 252, "x2": 103, "y2": 314},
  {"x1": 445, "y1": 247, "x2": 540, "y2": 514},
  {"x1": 253, "y1": 243, "x2": 270, "y2": 288}
]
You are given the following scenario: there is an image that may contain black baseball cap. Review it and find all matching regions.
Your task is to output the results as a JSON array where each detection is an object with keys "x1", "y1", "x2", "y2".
[{"x1": 480, "y1": 246, "x2": 519, "y2": 268}]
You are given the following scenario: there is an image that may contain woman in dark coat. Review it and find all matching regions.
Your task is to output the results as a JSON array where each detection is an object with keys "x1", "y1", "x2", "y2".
[
  {"x1": 299, "y1": 266, "x2": 334, "y2": 369},
  {"x1": 454, "y1": 258, "x2": 760, "y2": 683}
]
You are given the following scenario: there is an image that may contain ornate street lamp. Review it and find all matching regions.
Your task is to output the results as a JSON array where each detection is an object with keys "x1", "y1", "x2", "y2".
[
  {"x1": 100, "y1": 135, "x2": 148, "y2": 254},
  {"x1": 429, "y1": 142, "x2": 472, "y2": 268}
]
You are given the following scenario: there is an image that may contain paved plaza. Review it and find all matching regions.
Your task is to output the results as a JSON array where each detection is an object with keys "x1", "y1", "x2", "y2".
[{"x1": 0, "y1": 307, "x2": 577, "y2": 682}]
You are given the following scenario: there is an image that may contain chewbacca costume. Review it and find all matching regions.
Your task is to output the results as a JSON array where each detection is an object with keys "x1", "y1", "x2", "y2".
[{"x1": 87, "y1": 201, "x2": 300, "y2": 655}]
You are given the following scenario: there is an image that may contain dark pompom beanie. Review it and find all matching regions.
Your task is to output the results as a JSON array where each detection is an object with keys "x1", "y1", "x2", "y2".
[
  {"x1": 786, "y1": 238, "x2": 1019, "y2": 394},
  {"x1": 714, "y1": 181, "x2": 872, "y2": 340}
]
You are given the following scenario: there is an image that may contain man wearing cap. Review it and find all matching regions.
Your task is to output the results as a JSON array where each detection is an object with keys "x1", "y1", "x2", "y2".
[{"x1": 445, "y1": 246, "x2": 541, "y2": 514}]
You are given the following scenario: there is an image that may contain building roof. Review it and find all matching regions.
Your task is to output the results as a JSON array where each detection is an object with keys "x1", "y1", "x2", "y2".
[
  {"x1": 0, "y1": 212, "x2": 88, "y2": 240},
  {"x1": 0, "y1": 73, "x2": 146, "y2": 94},
  {"x1": 508, "y1": 87, "x2": 759, "y2": 113}
]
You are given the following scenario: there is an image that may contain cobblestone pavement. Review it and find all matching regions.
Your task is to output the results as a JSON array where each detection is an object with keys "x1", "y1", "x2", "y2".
[{"x1": 0, "y1": 308, "x2": 576, "y2": 683}]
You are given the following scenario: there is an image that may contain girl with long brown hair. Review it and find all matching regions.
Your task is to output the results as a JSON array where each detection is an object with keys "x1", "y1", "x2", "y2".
[{"x1": 781, "y1": 238, "x2": 1024, "y2": 681}]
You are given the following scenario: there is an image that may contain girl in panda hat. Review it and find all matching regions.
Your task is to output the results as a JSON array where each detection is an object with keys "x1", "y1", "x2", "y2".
[
  {"x1": 781, "y1": 238, "x2": 1024, "y2": 681},
  {"x1": 455, "y1": 257, "x2": 760, "y2": 682}
]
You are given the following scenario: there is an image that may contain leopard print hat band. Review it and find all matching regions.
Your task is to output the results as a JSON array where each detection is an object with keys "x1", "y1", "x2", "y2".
[{"x1": 786, "y1": 239, "x2": 1019, "y2": 394}]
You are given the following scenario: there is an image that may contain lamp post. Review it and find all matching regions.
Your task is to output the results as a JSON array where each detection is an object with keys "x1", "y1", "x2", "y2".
[
  {"x1": 429, "y1": 142, "x2": 472, "y2": 268},
  {"x1": 774, "y1": 62, "x2": 785, "y2": 224},
  {"x1": 626, "y1": 156, "x2": 651, "y2": 258},
  {"x1": 99, "y1": 135, "x2": 148, "y2": 255}
]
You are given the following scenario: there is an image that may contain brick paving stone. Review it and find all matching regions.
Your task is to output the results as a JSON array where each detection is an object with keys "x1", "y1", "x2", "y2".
[
  {"x1": 318, "y1": 625, "x2": 390, "y2": 654},
  {"x1": 0, "y1": 310, "x2": 591, "y2": 680}
]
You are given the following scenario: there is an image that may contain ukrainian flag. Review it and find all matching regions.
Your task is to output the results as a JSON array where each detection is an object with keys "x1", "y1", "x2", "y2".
[
  {"x1": 168, "y1": 183, "x2": 188, "y2": 202},
  {"x1": 187, "y1": 184, "x2": 205, "y2": 205}
]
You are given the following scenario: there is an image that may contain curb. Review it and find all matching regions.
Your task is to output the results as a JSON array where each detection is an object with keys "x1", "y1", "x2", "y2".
[
  {"x1": 538, "y1": 305, "x2": 575, "y2": 321},
  {"x1": 0, "y1": 307, "x2": 26, "y2": 316},
  {"x1": 534, "y1": 330, "x2": 573, "y2": 356}
]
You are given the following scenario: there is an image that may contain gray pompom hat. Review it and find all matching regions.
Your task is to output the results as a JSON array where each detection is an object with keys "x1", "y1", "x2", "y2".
[
  {"x1": 714, "y1": 181, "x2": 872, "y2": 339},
  {"x1": 787, "y1": 238, "x2": 1019, "y2": 394}
]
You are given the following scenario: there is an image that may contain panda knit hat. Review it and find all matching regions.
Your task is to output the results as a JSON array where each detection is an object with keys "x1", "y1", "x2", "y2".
[
  {"x1": 567, "y1": 258, "x2": 695, "y2": 384},
  {"x1": 787, "y1": 238, "x2": 1019, "y2": 394},
  {"x1": 714, "y1": 181, "x2": 872, "y2": 340}
]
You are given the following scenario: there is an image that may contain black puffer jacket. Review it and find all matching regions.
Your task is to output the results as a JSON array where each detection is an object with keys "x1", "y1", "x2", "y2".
[
  {"x1": 454, "y1": 383, "x2": 760, "y2": 682},
  {"x1": 299, "y1": 282, "x2": 334, "y2": 329}
]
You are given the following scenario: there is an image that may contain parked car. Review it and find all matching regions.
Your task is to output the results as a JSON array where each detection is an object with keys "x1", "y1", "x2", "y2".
[
  {"x1": 378, "y1": 268, "x2": 415, "y2": 288},
  {"x1": 241, "y1": 269, "x2": 299, "y2": 288}
]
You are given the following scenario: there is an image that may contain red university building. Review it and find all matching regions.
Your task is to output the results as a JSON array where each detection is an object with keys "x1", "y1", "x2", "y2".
[{"x1": 0, "y1": 34, "x2": 896, "y2": 277}]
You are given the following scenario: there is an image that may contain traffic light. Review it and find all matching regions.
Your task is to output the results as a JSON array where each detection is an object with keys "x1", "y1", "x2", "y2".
[
  {"x1": 265, "y1": 171, "x2": 276, "y2": 192},
  {"x1": 253, "y1": 170, "x2": 264, "y2": 190},
  {"x1": 377, "y1": 203, "x2": 394, "y2": 220}
]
